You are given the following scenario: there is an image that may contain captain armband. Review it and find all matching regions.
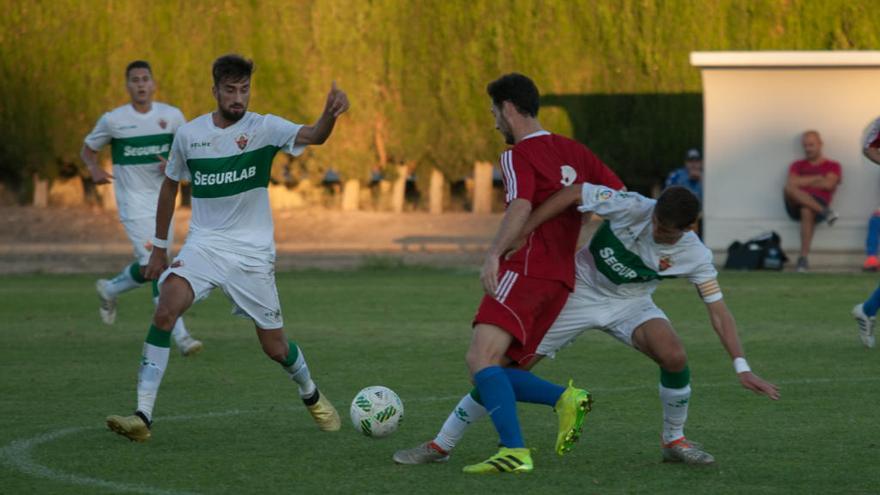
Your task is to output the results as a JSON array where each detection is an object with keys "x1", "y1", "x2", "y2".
[{"x1": 695, "y1": 279, "x2": 723, "y2": 303}]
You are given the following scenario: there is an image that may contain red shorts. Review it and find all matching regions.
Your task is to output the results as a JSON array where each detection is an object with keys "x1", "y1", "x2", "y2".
[{"x1": 473, "y1": 269, "x2": 571, "y2": 366}]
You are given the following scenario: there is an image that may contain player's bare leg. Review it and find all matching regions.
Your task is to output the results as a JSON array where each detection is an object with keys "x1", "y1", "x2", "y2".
[
  {"x1": 257, "y1": 327, "x2": 340, "y2": 431},
  {"x1": 107, "y1": 274, "x2": 194, "y2": 442},
  {"x1": 632, "y1": 318, "x2": 714, "y2": 465}
]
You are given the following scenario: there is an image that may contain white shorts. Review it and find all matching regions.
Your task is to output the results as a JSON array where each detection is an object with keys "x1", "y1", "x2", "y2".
[
  {"x1": 120, "y1": 216, "x2": 175, "y2": 265},
  {"x1": 536, "y1": 278, "x2": 667, "y2": 357},
  {"x1": 159, "y1": 243, "x2": 283, "y2": 329}
]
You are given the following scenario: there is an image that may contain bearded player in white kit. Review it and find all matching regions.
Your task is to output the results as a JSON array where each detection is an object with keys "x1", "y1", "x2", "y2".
[
  {"x1": 82, "y1": 60, "x2": 202, "y2": 356},
  {"x1": 106, "y1": 54, "x2": 349, "y2": 441}
]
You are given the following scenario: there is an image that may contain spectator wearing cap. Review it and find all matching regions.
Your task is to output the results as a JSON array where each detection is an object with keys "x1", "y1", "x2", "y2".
[
  {"x1": 783, "y1": 130, "x2": 841, "y2": 273},
  {"x1": 665, "y1": 148, "x2": 703, "y2": 203}
]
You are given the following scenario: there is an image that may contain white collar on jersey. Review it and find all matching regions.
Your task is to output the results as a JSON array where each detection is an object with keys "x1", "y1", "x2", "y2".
[{"x1": 520, "y1": 130, "x2": 551, "y2": 141}]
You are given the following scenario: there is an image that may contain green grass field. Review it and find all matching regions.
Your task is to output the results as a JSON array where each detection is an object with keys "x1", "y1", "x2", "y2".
[{"x1": 1, "y1": 267, "x2": 878, "y2": 494}]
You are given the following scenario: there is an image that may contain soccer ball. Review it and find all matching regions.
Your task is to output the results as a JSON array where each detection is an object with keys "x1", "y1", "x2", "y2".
[{"x1": 350, "y1": 386, "x2": 404, "y2": 438}]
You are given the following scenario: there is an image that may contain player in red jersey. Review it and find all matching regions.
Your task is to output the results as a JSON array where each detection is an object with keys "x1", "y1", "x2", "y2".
[{"x1": 395, "y1": 73, "x2": 623, "y2": 474}]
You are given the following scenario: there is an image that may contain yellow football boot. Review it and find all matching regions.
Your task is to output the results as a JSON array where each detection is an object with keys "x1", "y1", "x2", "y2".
[
  {"x1": 304, "y1": 389, "x2": 341, "y2": 431},
  {"x1": 462, "y1": 447, "x2": 533, "y2": 474},
  {"x1": 106, "y1": 414, "x2": 151, "y2": 442},
  {"x1": 554, "y1": 379, "x2": 592, "y2": 455}
]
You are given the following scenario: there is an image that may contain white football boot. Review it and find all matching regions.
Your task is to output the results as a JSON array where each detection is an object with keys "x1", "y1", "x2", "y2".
[
  {"x1": 96, "y1": 279, "x2": 117, "y2": 325},
  {"x1": 851, "y1": 303, "x2": 876, "y2": 348}
]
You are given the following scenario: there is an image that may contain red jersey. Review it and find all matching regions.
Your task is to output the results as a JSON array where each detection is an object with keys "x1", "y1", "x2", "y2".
[
  {"x1": 788, "y1": 159, "x2": 841, "y2": 204},
  {"x1": 499, "y1": 131, "x2": 624, "y2": 289}
]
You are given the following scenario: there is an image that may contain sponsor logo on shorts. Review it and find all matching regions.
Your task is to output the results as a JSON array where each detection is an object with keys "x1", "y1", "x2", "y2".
[
  {"x1": 598, "y1": 247, "x2": 638, "y2": 280},
  {"x1": 192, "y1": 166, "x2": 257, "y2": 186},
  {"x1": 264, "y1": 309, "x2": 281, "y2": 322},
  {"x1": 597, "y1": 188, "x2": 613, "y2": 201}
]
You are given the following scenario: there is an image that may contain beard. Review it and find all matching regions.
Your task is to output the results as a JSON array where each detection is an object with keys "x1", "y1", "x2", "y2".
[{"x1": 220, "y1": 105, "x2": 246, "y2": 123}]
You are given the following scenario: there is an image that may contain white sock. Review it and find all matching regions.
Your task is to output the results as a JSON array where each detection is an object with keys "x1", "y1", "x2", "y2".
[
  {"x1": 137, "y1": 342, "x2": 170, "y2": 422},
  {"x1": 106, "y1": 263, "x2": 143, "y2": 297},
  {"x1": 659, "y1": 383, "x2": 691, "y2": 444},
  {"x1": 282, "y1": 343, "x2": 316, "y2": 398},
  {"x1": 433, "y1": 393, "x2": 487, "y2": 452}
]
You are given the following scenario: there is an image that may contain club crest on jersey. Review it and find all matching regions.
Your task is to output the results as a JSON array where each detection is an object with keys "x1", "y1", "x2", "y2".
[
  {"x1": 158, "y1": 118, "x2": 168, "y2": 130},
  {"x1": 560, "y1": 165, "x2": 577, "y2": 186},
  {"x1": 658, "y1": 255, "x2": 672, "y2": 271},
  {"x1": 235, "y1": 133, "x2": 249, "y2": 150}
]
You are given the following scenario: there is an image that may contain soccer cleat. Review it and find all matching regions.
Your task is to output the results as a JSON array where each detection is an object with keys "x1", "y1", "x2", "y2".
[
  {"x1": 177, "y1": 335, "x2": 204, "y2": 357},
  {"x1": 392, "y1": 441, "x2": 450, "y2": 464},
  {"x1": 106, "y1": 413, "x2": 151, "y2": 442},
  {"x1": 462, "y1": 447, "x2": 532, "y2": 474},
  {"x1": 96, "y1": 279, "x2": 117, "y2": 325},
  {"x1": 661, "y1": 437, "x2": 715, "y2": 465},
  {"x1": 863, "y1": 256, "x2": 880, "y2": 272},
  {"x1": 851, "y1": 303, "x2": 876, "y2": 348},
  {"x1": 554, "y1": 379, "x2": 593, "y2": 456},
  {"x1": 795, "y1": 256, "x2": 809, "y2": 273},
  {"x1": 304, "y1": 389, "x2": 341, "y2": 431}
]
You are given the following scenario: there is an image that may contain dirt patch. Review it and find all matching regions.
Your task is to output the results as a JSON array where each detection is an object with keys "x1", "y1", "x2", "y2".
[{"x1": 0, "y1": 206, "x2": 502, "y2": 273}]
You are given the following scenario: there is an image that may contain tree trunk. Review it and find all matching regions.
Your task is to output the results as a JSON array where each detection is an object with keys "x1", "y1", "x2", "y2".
[
  {"x1": 391, "y1": 164, "x2": 407, "y2": 213},
  {"x1": 341, "y1": 179, "x2": 360, "y2": 211},
  {"x1": 32, "y1": 174, "x2": 48, "y2": 208},
  {"x1": 472, "y1": 161, "x2": 494, "y2": 214},
  {"x1": 429, "y1": 168, "x2": 445, "y2": 215}
]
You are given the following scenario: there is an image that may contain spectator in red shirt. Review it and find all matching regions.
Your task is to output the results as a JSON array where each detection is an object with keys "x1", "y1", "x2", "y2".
[{"x1": 783, "y1": 130, "x2": 841, "y2": 272}]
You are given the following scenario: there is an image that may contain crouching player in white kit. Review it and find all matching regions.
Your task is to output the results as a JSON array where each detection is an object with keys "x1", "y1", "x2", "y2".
[
  {"x1": 394, "y1": 184, "x2": 779, "y2": 465},
  {"x1": 82, "y1": 60, "x2": 202, "y2": 356},
  {"x1": 106, "y1": 54, "x2": 349, "y2": 441}
]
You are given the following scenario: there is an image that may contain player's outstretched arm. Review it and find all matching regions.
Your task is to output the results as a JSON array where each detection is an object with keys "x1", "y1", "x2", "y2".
[
  {"x1": 522, "y1": 183, "x2": 582, "y2": 236},
  {"x1": 705, "y1": 299, "x2": 780, "y2": 400},
  {"x1": 144, "y1": 177, "x2": 179, "y2": 280},
  {"x1": 295, "y1": 81, "x2": 350, "y2": 146},
  {"x1": 80, "y1": 144, "x2": 113, "y2": 184}
]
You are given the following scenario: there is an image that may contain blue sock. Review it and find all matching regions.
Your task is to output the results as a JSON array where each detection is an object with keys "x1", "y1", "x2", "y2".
[
  {"x1": 473, "y1": 366, "x2": 524, "y2": 448},
  {"x1": 504, "y1": 368, "x2": 565, "y2": 406},
  {"x1": 867, "y1": 214, "x2": 880, "y2": 256},
  {"x1": 864, "y1": 284, "x2": 880, "y2": 317}
]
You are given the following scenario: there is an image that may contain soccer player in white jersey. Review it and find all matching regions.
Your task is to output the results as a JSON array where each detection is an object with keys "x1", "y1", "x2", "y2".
[
  {"x1": 106, "y1": 54, "x2": 349, "y2": 441},
  {"x1": 394, "y1": 184, "x2": 779, "y2": 466},
  {"x1": 82, "y1": 60, "x2": 202, "y2": 356}
]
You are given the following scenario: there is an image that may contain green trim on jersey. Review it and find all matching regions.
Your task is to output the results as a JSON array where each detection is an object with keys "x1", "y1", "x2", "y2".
[
  {"x1": 187, "y1": 145, "x2": 278, "y2": 199},
  {"x1": 588, "y1": 220, "x2": 672, "y2": 285},
  {"x1": 110, "y1": 133, "x2": 174, "y2": 165}
]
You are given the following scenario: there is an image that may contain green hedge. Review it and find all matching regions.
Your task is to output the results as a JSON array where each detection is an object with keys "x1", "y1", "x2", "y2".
[{"x1": 1, "y1": 0, "x2": 878, "y2": 197}]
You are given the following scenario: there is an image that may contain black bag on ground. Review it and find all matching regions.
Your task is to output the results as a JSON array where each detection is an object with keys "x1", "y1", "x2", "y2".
[{"x1": 724, "y1": 231, "x2": 787, "y2": 270}]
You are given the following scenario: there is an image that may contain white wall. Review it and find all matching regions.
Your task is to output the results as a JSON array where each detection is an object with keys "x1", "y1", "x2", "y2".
[{"x1": 691, "y1": 52, "x2": 880, "y2": 252}]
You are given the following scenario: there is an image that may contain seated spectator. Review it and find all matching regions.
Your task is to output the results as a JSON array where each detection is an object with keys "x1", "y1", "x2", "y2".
[
  {"x1": 783, "y1": 130, "x2": 841, "y2": 273},
  {"x1": 862, "y1": 117, "x2": 880, "y2": 271},
  {"x1": 665, "y1": 148, "x2": 703, "y2": 203}
]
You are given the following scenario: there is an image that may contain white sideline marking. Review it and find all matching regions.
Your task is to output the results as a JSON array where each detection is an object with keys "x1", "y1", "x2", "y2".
[{"x1": 3, "y1": 375, "x2": 878, "y2": 493}]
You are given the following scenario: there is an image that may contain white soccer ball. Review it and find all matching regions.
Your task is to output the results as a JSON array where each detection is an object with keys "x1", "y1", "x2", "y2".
[{"x1": 350, "y1": 386, "x2": 404, "y2": 438}]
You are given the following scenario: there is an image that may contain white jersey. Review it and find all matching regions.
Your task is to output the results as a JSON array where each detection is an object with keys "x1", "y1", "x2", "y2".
[
  {"x1": 165, "y1": 111, "x2": 305, "y2": 263},
  {"x1": 575, "y1": 183, "x2": 722, "y2": 303},
  {"x1": 84, "y1": 102, "x2": 186, "y2": 221}
]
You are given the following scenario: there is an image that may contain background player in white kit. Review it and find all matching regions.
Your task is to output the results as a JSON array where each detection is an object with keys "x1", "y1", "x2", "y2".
[
  {"x1": 81, "y1": 60, "x2": 202, "y2": 356},
  {"x1": 395, "y1": 184, "x2": 779, "y2": 466},
  {"x1": 106, "y1": 54, "x2": 349, "y2": 442}
]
